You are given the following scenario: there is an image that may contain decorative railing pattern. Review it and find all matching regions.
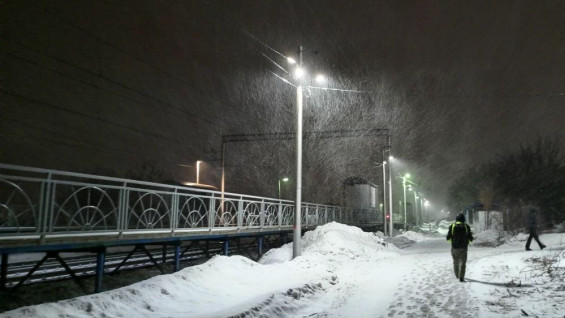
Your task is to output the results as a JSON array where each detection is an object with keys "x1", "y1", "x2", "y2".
[{"x1": 0, "y1": 164, "x2": 383, "y2": 242}]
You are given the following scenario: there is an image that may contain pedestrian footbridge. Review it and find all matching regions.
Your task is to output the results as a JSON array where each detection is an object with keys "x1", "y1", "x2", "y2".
[{"x1": 0, "y1": 164, "x2": 384, "y2": 292}]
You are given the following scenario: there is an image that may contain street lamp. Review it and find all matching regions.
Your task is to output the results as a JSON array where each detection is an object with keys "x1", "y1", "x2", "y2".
[
  {"x1": 387, "y1": 155, "x2": 394, "y2": 236},
  {"x1": 423, "y1": 199, "x2": 430, "y2": 223},
  {"x1": 376, "y1": 161, "x2": 387, "y2": 236},
  {"x1": 278, "y1": 177, "x2": 289, "y2": 199},
  {"x1": 288, "y1": 46, "x2": 327, "y2": 258},
  {"x1": 409, "y1": 187, "x2": 419, "y2": 227},
  {"x1": 402, "y1": 173, "x2": 410, "y2": 231},
  {"x1": 415, "y1": 193, "x2": 420, "y2": 226},
  {"x1": 292, "y1": 46, "x2": 305, "y2": 259},
  {"x1": 381, "y1": 160, "x2": 387, "y2": 236},
  {"x1": 315, "y1": 74, "x2": 325, "y2": 83}
]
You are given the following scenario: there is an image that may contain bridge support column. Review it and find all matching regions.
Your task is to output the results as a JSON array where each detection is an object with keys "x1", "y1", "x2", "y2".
[
  {"x1": 223, "y1": 240, "x2": 229, "y2": 256},
  {"x1": 258, "y1": 236, "x2": 263, "y2": 255},
  {"x1": 1, "y1": 253, "x2": 8, "y2": 290},
  {"x1": 95, "y1": 248, "x2": 106, "y2": 293},
  {"x1": 174, "y1": 243, "x2": 181, "y2": 272},
  {"x1": 162, "y1": 245, "x2": 167, "y2": 263}
]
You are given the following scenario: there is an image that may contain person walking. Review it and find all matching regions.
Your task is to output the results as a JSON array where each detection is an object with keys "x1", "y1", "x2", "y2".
[
  {"x1": 446, "y1": 213, "x2": 474, "y2": 282},
  {"x1": 525, "y1": 208, "x2": 546, "y2": 251}
]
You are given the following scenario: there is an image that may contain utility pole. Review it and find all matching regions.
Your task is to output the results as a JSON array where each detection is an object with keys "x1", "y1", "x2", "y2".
[
  {"x1": 293, "y1": 45, "x2": 303, "y2": 259},
  {"x1": 382, "y1": 161, "x2": 387, "y2": 236}
]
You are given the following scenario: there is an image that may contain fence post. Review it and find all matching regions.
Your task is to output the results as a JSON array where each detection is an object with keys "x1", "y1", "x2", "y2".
[
  {"x1": 278, "y1": 202, "x2": 283, "y2": 227},
  {"x1": 237, "y1": 198, "x2": 244, "y2": 227},
  {"x1": 38, "y1": 181, "x2": 46, "y2": 239},
  {"x1": 118, "y1": 184, "x2": 130, "y2": 237},
  {"x1": 208, "y1": 194, "x2": 216, "y2": 228},
  {"x1": 40, "y1": 172, "x2": 54, "y2": 243},
  {"x1": 171, "y1": 189, "x2": 179, "y2": 232},
  {"x1": 260, "y1": 200, "x2": 265, "y2": 227}
]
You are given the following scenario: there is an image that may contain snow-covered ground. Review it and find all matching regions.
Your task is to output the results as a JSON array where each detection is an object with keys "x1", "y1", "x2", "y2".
[{"x1": 1, "y1": 222, "x2": 564, "y2": 318}]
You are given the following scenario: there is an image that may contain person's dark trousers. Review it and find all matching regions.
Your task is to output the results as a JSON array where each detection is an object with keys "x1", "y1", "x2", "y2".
[
  {"x1": 526, "y1": 230, "x2": 545, "y2": 250},
  {"x1": 451, "y1": 248, "x2": 467, "y2": 281}
]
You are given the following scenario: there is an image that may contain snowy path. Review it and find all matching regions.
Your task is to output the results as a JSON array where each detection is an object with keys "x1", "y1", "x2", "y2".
[
  {"x1": 331, "y1": 238, "x2": 480, "y2": 318},
  {"x1": 385, "y1": 240, "x2": 479, "y2": 318},
  {"x1": 332, "y1": 236, "x2": 564, "y2": 318}
]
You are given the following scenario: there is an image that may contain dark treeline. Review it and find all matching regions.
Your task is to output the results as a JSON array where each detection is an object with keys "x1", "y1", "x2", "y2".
[{"x1": 447, "y1": 137, "x2": 565, "y2": 228}]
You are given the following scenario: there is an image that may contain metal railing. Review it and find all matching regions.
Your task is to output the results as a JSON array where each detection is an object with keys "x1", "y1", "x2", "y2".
[{"x1": 0, "y1": 164, "x2": 361, "y2": 243}]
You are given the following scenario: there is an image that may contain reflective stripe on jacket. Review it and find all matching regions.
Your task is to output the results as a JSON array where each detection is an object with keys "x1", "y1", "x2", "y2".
[{"x1": 446, "y1": 221, "x2": 473, "y2": 249}]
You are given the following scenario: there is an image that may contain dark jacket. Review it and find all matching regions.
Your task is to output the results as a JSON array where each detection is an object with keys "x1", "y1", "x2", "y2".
[
  {"x1": 525, "y1": 209, "x2": 537, "y2": 231},
  {"x1": 446, "y1": 221, "x2": 474, "y2": 249}
]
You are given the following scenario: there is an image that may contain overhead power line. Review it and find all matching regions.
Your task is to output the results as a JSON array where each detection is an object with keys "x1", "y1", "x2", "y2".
[
  {"x1": 6, "y1": 41, "x2": 216, "y2": 127},
  {"x1": 2, "y1": 89, "x2": 170, "y2": 142}
]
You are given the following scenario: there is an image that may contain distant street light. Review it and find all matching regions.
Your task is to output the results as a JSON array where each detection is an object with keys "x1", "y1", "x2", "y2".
[
  {"x1": 409, "y1": 186, "x2": 419, "y2": 226},
  {"x1": 415, "y1": 193, "x2": 420, "y2": 226},
  {"x1": 387, "y1": 155, "x2": 394, "y2": 237},
  {"x1": 278, "y1": 177, "x2": 289, "y2": 199},
  {"x1": 196, "y1": 160, "x2": 202, "y2": 184},
  {"x1": 423, "y1": 200, "x2": 430, "y2": 223},
  {"x1": 402, "y1": 173, "x2": 410, "y2": 231},
  {"x1": 381, "y1": 160, "x2": 387, "y2": 236}
]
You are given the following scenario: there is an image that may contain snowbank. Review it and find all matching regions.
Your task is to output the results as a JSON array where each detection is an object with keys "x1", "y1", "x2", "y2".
[
  {"x1": 436, "y1": 219, "x2": 452, "y2": 236},
  {"x1": 472, "y1": 229, "x2": 509, "y2": 247},
  {"x1": 1, "y1": 222, "x2": 397, "y2": 318},
  {"x1": 260, "y1": 222, "x2": 389, "y2": 264},
  {"x1": 397, "y1": 231, "x2": 430, "y2": 242},
  {"x1": 383, "y1": 230, "x2": 433, "y2": 249}
]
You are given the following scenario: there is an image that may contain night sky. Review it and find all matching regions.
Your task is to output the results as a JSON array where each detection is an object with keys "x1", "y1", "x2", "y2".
[{"x1": 2, "y1": 1, "x2": 564, "y2": 210}]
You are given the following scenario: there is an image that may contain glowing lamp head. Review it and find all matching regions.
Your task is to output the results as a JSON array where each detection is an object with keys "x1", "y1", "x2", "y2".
[{"x1": 287, "y1": 57, "x2": 297, "y2": 65}]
